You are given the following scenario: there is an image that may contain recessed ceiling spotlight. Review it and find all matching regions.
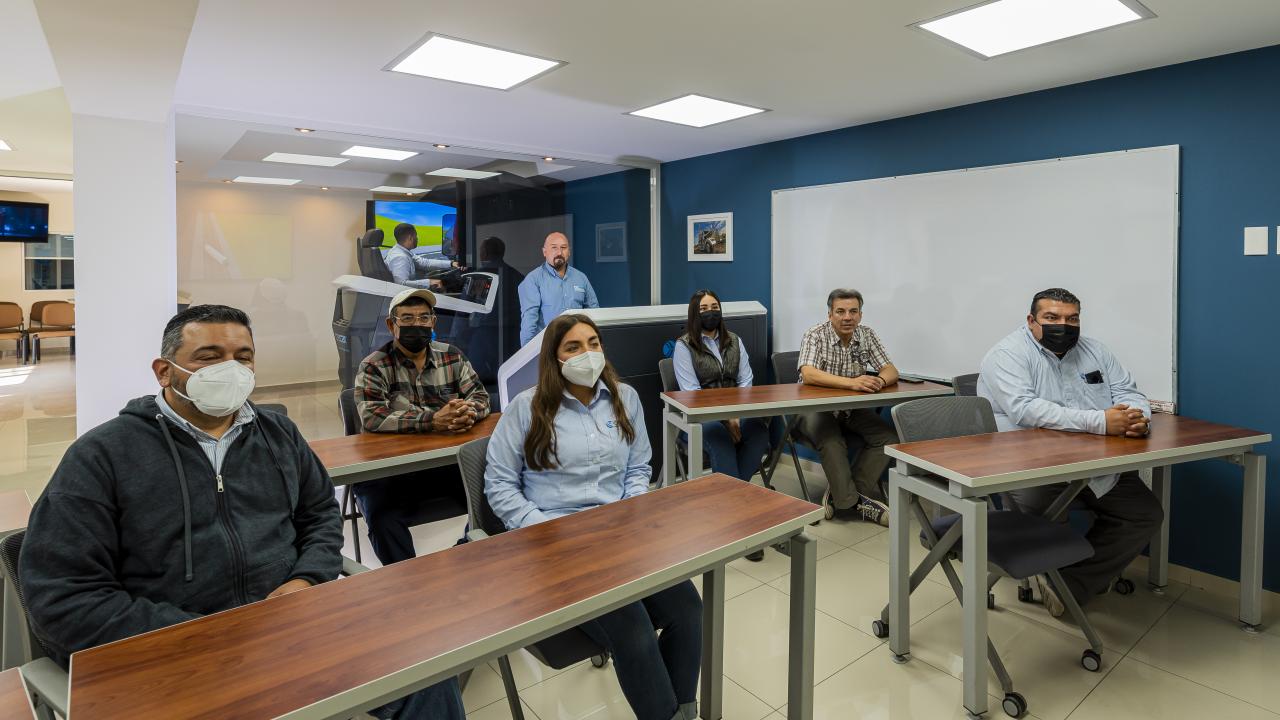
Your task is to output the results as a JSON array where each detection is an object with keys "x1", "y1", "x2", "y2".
[
  {"x1": 387, "y1": 33, "x2": 565, "y2": 90},
  {"x1": 232, "y1": 176, "x2": 302, "y2": 185},
  {"x1": 320, "y1": 186, "x2": 330, "y2": 191},
  {"x1": 222, "y1": 179, "x2": 233, "y2": 183},
  {"x1": 434, "y1": 144, "x2": 449, "y2": 149},
  {"x1": 263, "y1": 152, "x2": 349, "y2": 167},
  {"x1": 914, "y1": 0, "x2": 1152, "y2": 58},
  {"x1": 295, "y1": 128, "x2": 314, "y2": 133},
  {"x1": 425, "y1": 168, "x2": 500, "y2": 179},
  {"x1": 370, "y1": 185, "x2": 427, "y2": 194},
  {"x1": 542, "y1": 157, "x2": 555, "y2": 162},
  {"x1": 629, "y1": 94, "x2": 767, "y2": 128},
  {"x1": 341, "y1": 145, "x2": 418, "y2": 161}
]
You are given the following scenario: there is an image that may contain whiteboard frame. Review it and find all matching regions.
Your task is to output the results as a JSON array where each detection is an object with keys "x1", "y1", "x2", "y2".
[{"x1": 769, "y1": 144, "x2": 1180, "y2": 409}]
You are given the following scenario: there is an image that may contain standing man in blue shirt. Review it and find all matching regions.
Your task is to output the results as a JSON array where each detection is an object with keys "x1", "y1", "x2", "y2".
[
  {"x1": 517, "y1": 231, "x2": 599, "y2": 345},
  {"x1": 977, "y1": 287, "x2": 1163, "y2": 620},
  {"x1": 383, "y1": 222, "x2": 459, "y2": 288}
]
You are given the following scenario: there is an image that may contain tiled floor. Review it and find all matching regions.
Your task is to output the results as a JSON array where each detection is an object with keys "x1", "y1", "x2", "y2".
[{"x1": 3, "y1": 353, "x2": 1277, "y2": 719}]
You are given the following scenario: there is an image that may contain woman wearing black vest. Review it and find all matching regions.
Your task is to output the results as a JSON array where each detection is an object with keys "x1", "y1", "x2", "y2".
[{"x1": 672, "y1": 290, "x2": 773, "y2": 561}]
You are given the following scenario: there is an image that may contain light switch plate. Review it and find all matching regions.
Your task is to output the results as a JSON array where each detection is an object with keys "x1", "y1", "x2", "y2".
[{"x1": 1244, "y1": 226, "x2": 1268, "y2": 256}]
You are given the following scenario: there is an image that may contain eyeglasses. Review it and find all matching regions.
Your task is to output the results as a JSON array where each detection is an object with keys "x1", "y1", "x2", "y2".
[{"x1": 393, "y1": 314, "x2": 437, "y2": 326}]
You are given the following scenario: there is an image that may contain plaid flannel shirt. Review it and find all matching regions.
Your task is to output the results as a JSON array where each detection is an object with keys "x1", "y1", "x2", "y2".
[
  {"x1": 796, "y1": 321, "x2": 892, "y2": 381},
  {"x1": 355, "y1": 340, "x2": 490, "y2": 433}
]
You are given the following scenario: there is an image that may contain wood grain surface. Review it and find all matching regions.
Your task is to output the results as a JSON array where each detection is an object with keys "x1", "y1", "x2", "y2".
[
  {"x1": 69, "y1": 474, "x2": 820, "y2": 719},
  {"x1": 663, "y1": 381, "x2": 952, "y2": 410},
  {"x1": 308, "y1": 414, "x2": 500, "y2": 471},
  {"x1": 0, "y1": 668, "x2": 34, "y2": 719}
]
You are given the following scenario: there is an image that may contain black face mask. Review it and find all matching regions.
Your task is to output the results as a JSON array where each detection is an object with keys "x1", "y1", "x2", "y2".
[
  {"x1": 396, "y1": 326, "x2": 433, "y2": 354},
  {"x1": 698, "y1": 310, "x2": 722, "y2": 331},
  {"x1": 1036, "y1": 322, "x2": 1080, "y2": 355}
]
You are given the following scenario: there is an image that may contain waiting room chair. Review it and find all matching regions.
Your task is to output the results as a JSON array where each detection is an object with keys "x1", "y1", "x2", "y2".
[
  {"x1": 336, "y1": 388, "x2": 365, "y2": 563},
  {"x1": 356, "y1": 229, "x2": 395, "y2": 282},
  {"x1": 28, "y1": 303, "x2": 74, "y2": 364},
  {"x1": 28, "y1": 302, "x2": 71, "y2": 333},
  {"x1": 0, "y1": 303, "x2": 26, "y2": 363},
  {"x1": 0, "y1": 531, "x2": 67, "y2": 720},
  {"x1": 456, "y1": 437, "x2": 609, "y2": 720},
  {"x1": 875, "y1": 396, "x2": 1105, "y2": 719}
]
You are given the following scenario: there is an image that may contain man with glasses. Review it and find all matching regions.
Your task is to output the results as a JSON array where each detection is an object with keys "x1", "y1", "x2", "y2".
[
  {"x1": 796, "y1": 288, "x2": 900, "y2": 526},
  {"x1": 354, "y1": 289, "x2": 491, "y2": 565},
  {"x1": 977, "y1": 287, "x2": 1162, "y2": 620}
]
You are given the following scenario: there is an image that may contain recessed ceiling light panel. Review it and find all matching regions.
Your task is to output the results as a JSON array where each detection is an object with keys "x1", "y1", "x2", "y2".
[
  {"x1": 233, "y1": 176, "x2": 301, "y2": 185},
  {"x1": 425, "y1": 168, "x2": 501, "y2": 179},
  {"x1": 388, "y1": 34, "x2": 564, "y2": 90},
  {"x1": 629, "y1": 94, "x2": 767, "y2": 128},
  {"x1": 370, "y1": 185, "x2": 427, "y2": 194},
  {"x1": 342, "y1": 146, "x2": 419, "y2": 161},
  {"x1": 916, "y1": 0, "x2": 1151, "y2": 59},
  {"x1": 0, "y1": 140, "x2": 11, "y2": 151},
  {"x1": 263, "y1": 152, "x2": 349, "y2": 167}
]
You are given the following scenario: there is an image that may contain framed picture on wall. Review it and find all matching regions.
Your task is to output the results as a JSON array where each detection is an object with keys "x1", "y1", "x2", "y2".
[
  {"x1": 595, "y1": 222, "x2": 627, "y2": 263},
  {"x1": 687, "y1": 212, "x2": 733, "y2": 262}
]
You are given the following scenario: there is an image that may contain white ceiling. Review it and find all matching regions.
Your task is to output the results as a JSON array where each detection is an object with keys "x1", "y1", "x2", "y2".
[
  {"x1": 172, "y1": 0, "x2": 1280, "y2": 165},
  {"x1": 0, "y1": 175, "x2": 72, "y2": 194}
]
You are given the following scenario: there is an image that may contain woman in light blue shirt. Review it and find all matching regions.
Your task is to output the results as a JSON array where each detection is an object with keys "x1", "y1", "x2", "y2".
[
  {"x1": 672, "y1": 290, "x2": 772, "y2": 559},
  {"x1": 485, "y1": 313, "x2": 702, "y2": 720}
]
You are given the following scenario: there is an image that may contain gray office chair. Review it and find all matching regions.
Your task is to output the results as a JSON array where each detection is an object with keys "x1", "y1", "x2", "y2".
[
  {"x1": 1, "y1": 531, "x2": 68, "y2": 719},
  {"x1": 874, "y1": 396, "x2": 1104, "y2": 719},
  {"x1": 456, "y1": 438, "x2": 608, "y2": 720},
  {"x1": 336, "y1": 388, "x2": 365, "y2": 563},
  {"x1": 657, "y1": 358, "x2": 697, "y2": 483},
  {"x1": 759, "y1": 351, "x2": 844, "y2": 509},
  {"x1": 952, "y1": 373, "x2": 980, "y2": 397}
]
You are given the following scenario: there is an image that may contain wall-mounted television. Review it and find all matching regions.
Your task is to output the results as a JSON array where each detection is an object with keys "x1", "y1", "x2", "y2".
[
  {"x1": 366, "y1": 200, "x2": 457, "y2": 257},
  {"x1": 0, "y1": 200, "x2": 50, "y2": 242}
]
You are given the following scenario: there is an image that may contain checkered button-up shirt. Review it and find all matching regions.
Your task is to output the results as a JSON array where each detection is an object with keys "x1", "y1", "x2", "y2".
[
  {"x1": 356, "y1": 340, "x2": 490, "y2": 433},
  {"x1": 796, "y1": 321, "x2": 892, "y2": 381}
]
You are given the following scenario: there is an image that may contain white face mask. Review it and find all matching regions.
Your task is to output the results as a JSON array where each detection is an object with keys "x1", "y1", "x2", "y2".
[
  {"x1": 559, "y1": 350, "x2": 606, "y2": 388},
  {"x1": 168, "y1": 359, "x2": 256, "y2": 417}
]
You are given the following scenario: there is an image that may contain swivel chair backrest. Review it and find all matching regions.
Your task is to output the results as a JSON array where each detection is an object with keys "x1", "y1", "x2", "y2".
[{"x1": 357, "y1": 229, "x2": 395, "y2": 282}]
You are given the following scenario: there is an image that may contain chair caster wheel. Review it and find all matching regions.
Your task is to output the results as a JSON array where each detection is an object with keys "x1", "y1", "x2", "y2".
[
  {"x1": 591, "y1": 653, "x2": 608, "y2": 668},
  {"x1": 872, "y1": 620, "x2": 889, "y2": 639},
  {"x1": 1002, "y1": 692, "x2": 1028, "y2": 718},
  {"x1": 1114, "y1": 578, "x2": 1135, "y2": 595},
  {"x1": 1081, "y1": 649, "x2": 1102, "y2": 672},
  {"x1": 988, "y1": 593, "x2": 996, "y2": 610},
  {"x1": 1017, "y1": 586, "x2": 1034, "y2": 604}
]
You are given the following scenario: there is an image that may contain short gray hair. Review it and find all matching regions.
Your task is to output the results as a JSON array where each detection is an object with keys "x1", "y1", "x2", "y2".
[
  {"x1": 827, "y1": 288, "x2": 864, "y2": 311},
  {"x1": 161, "y1": 305, "x2": 252, "y2": 359}
]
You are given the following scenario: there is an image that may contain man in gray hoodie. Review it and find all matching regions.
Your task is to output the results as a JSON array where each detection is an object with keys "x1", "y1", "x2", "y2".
[{"x1": 19, "y1": 304, "x2": 465, "y2": 719}]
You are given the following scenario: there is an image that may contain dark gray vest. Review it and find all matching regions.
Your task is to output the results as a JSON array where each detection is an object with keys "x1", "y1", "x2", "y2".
[{"x1": 679, "y1": 331, "x2": 741, "y2": 389}]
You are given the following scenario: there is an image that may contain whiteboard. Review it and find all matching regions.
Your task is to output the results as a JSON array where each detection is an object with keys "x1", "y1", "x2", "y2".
[{"x1": 771, "y1": 146, "x2": 1179, "y2": 406}]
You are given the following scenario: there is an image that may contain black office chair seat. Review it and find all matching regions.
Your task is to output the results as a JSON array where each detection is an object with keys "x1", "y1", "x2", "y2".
[{"x1": 925, "y1": 511, "x2": 1094, "y2": 580}]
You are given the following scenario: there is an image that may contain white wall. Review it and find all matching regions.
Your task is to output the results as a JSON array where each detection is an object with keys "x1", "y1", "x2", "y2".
[
  {"x1": 176, "y1": 183, "x2": 363, "y2": 387},
  {"x1": 0, "y1": 189, "x2": 76, "y2": 317}
]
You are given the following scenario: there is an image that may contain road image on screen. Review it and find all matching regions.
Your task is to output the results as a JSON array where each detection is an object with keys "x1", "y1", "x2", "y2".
[{"x1": 372, "y1": 201, "x2": 454, "y2": 252}]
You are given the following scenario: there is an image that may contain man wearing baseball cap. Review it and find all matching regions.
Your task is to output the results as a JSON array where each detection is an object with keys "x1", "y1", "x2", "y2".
[{"x1": 353, "y1": 288, "x2": 491, "y2": 565}]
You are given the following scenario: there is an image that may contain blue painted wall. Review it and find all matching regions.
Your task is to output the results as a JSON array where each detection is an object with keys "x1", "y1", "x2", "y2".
[
  {"x1": 564, "y1": 167, "x2": 651, "y2": 307},
  {"x1": 659, "y1": 44, "x2": 1280, "y2": 589}
]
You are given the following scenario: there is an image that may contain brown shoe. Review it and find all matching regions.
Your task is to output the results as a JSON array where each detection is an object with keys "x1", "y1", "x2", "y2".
[{"x1": 1035, "y1": 575, "x2": 1066, "y2": 619}]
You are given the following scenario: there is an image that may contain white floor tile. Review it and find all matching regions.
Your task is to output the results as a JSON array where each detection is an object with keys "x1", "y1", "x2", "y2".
[
  {"x1": 468, "y1": 696, "x2": 544, "y2": 720},
  {"x1": 517, "y1": 658, "x2": 633, "y2": 720},
  {"x1": 1066, "y1": 656, "x2": 1279, "y2": 720}
]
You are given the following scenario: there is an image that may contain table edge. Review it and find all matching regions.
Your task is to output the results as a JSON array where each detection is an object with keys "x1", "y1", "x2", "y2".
[{"x1": 661, "y1": 385, "x2": 953, "y2": 417}]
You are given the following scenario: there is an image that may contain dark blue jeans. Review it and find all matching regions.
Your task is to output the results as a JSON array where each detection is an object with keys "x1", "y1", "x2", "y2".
[
  {"x1": 701, "y1": 418, "x2": 771, "y2": 481},
  {"x1": 579, "y1": 580, "x2": 702, "y2": 720},
  {"x1": 352, "y1": 465, "x2": 467, "y2": 565},
  {"x1": 370, "y1": 677, "x2": 464, "y2": 719}
]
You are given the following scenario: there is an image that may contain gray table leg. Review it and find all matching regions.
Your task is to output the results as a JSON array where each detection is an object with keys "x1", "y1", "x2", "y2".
[
  {"x1": 662, "y1": 406, "x2": 678, "y2": 487},
  {"x1": 788, "y1": 533, "x2": 816, "y2": 720},
  {"x1": 1148, "y1": 465, "x2": 1171, "y2": 592},
  {"x1": 960, "y1": 496, "x2": 989, "y2": 718},
  {"x1": 1241, "y1": 453, "x2": 1266, "y2": 630},
  {"x1": 888, "y1": 468, "x2": 911, "y2": 661},
  {"x1": 688, "y1": 422, "x2": 705, "y2": 480},
  {"x1": 701, "y1": 566, "x2": 725, "y2": 719}
]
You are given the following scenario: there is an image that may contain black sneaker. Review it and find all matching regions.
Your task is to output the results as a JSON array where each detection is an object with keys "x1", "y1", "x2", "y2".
[{"x1": 856, "y1": 496, "x2": 891, "y2": 528}]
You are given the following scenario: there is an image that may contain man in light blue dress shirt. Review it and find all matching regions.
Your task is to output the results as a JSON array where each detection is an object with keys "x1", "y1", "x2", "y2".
[
  {"x1": 977, "y1": 288, "x2": 1163, "y2": 619},
  {"x1": 382, "y1": 223, "x2": 457, "y2": 288},
  {"x1": 517, "y1": 231, "x2": 599, "y2": 345}
]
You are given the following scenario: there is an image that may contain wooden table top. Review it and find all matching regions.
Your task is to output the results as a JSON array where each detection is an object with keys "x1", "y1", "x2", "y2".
[
  {"x1": 662, "y1": 381, "x2": 952, "y2": 414},
  {"x1": 308, "y1": 414, "x2": 500, "y2": 474},
  {"x1": 0, "y1": 490, "x2": 32, "y2": 534},
  {"x1": 886, "y1": 414, "x2": 1270, "y2": 488},
  {"x1": 0, "y1": 668, "x2": 34, "y2": 719},
  {"x1": 69, "y1": 474, "x2": 822, "y2": 719}
]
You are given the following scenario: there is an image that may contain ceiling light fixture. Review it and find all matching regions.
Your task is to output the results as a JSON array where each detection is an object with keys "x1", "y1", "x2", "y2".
[
  {"x1": 232, "y1": 176, "x2": 301, "y2": 186},
  {"x1": 296, "y1": 128, "x2": 314, "y2": 133},
  {"x1": 370, "y1": 185, "x2": 427, "y2": 194},
  {"x1": 387, "y1": 33, "x2": 564, "y2": 90},
  {"x1": 263, "y1": 152, "x2": 349, "y2": 167},
  {"x1": 425, "y1": 168, "x2": 500, "y2": 179},
  {"x1": 222, "y1": 179, "x2": 233, "y2": 183},
  {"x1": 341, "y1": 145, "x2": 418, "y2": 161},
  {"x1": 434, "y1": 144, "x2": 449, "y2": 149},
  {"x1": 0, "y1": 140, "x2": 11, "y2": 151},
  {"x1": 629, "y1": 94, "x2": 767, "y2": 128},
  {"x1": 175, "y1": 160, "x2": 183, "y2": 164},
  {"x1": 320, "y1": 186, "x2": 330, "y2": 191},
  {"x1": 542, "y1": 157, "x2": 555, "y2": 162},
  {"x1": 915, "y1": 0, "x2": 1151, "y2": 58}
]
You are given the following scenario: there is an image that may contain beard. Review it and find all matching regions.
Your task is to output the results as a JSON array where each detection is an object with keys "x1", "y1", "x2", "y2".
[{"x1": 550, "y1": 256, "x2": 566, "y2": 268}]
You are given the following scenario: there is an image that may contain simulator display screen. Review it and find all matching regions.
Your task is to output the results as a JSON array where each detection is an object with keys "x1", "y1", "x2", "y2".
[{"x1": 370, "y1": 201, "x2": 454, "y2": 253}]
